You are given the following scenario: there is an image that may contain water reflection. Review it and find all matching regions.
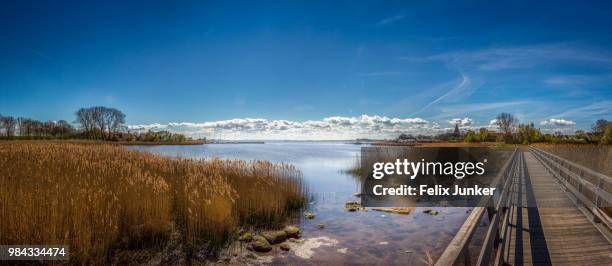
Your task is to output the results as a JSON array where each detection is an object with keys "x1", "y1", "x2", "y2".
[{"x1": 128, "y1": 141, "x2": 469, "y2": 265}]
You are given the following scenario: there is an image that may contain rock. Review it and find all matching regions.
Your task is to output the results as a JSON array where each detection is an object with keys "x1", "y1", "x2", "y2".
[
  {"x1": 289, "y1": 238, "x2": 304, "y2": 243},
  {"x1": 251, "y1": 235, "x2": 272, "y2": 252},
  {"x1": 317, "y1": 223, "x2": 325, "y2": 229},
  {"x1": 238, "y1": 232, "x2": 253, "y2": 242},
  {"x1": 345, "y1": 201, "x2": 362, "y2": 212},
  {"x1": 260, "y1": 230, "x2": 287, "y2": 244},
  {"x1": 279, "y1": 243, "x2": 291, "y2": 251},
  {"x1": 283, "y1": 226, "x2": 300, "y2": 238},
  {"x1": 372, "y1": 207, "x2": 414, "y2": 215},
  {"x1": 304, "y1": 211, "x2": 316, "y2": 219},
  {"x1": 423, "y1": 209, "x2": 439, "y2": 215}
]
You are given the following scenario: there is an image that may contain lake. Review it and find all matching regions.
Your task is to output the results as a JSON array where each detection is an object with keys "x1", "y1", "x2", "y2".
[{"x1": 129, "y1": 141, "x2": 472, "y2": 265}]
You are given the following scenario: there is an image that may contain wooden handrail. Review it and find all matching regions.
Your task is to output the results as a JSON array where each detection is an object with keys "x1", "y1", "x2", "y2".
[
  {"x1": 436, "y1": 149, "x2": 518, "y2": 266},
  {"x1": 529, "y1": 147, "x2": 612, "y2": 242},
  {"x1": 530, "y1": 147, "x2": 612, "y2": 184},
  {"x1": 529, "y1": 147, "x2": 612, "y2": 205},
  {"x1": 439, "y1": 147, "x2": 612, "y2": 266}
]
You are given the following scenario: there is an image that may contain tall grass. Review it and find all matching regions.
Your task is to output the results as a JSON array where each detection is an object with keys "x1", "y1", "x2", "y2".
[
  {"x1": 0, "y1": 141, "x2": 306, "y2": 263},
  {"x1": 535, "y1": 144, "x2": 612, "y2": 176}
]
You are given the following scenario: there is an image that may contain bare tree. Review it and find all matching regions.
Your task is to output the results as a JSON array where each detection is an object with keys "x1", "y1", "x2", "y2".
[
  {"x1": 592, "y1": 119, "x2": 609, "y2": 135},
  {"x1": 0, "y1": 115, "x2": 17, "y2": 137},
  {"x1": 109, "y1": 108, "x2": 125, "y2": 136},
  {"x1": 92, "y1": 106, "x2": 106, "y2": 139},
  {"x1": 495, "y1": 112, "x2": 517, "y2": 137},
  {"x1": 55, "y1": 120, "x2": 74, "y2": 136},
  {"x1": 76, "y1": 107, "x2": 97, "y2": 139},
  {"x1": 16, "y1": 117, "x2": 36, "y2": 136},
  {"x1": 75, "y1": 106, "x2": 125, "y2": 140},
  {"x1": 21, "y1": 118, "x2": 35, "y2": 136}
]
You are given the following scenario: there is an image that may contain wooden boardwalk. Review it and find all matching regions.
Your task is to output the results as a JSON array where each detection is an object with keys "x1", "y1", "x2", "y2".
[{"x1": 504, "y1": 151, "x2": 612, "y2": 265}]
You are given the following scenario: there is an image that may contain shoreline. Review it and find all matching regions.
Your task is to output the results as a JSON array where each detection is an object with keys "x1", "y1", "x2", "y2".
[
  {"x1": 118, "y1": 140, "x2": 206, "y2": 145},
  {"x1": 0, "y1": 139, "x2": 207, "y2": 145}
]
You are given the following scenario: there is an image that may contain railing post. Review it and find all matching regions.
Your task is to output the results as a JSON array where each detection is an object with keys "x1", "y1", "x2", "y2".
[
  {"x1": 596, "y1": 176, "x2": 603, "y2": 206},
  {"x1": 463, "y1": 247, "x2": 471, "y2": 266},
  {"x1": 593, "y1": 176, "x2": 604, "y2": 223}
]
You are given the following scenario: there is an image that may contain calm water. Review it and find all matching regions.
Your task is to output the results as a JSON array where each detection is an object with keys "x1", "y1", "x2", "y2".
[{"x1": 129, "y1": 141, "x2": 473, "y2": 265}]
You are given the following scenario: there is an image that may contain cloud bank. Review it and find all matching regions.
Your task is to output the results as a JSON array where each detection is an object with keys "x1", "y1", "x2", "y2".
[
  {"x1": 540, "y1": 118, "x2": 576, "y2": 126},
  {"x1": 128, "y1": 115, "x2": 447, "y2": 140},
  {"x1": 447, "y1": 117, "x2": 473, "y2": 126}
]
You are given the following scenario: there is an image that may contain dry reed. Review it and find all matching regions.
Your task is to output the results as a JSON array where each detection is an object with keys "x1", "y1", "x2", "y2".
[
  {"x1": 0, "y1": 141, "x2": 306, "y2": 263},
  {"x1": 535, "y1": 144, "x2": 612, "y2": 176}
]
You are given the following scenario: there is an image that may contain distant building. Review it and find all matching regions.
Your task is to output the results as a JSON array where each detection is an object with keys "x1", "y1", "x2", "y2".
[{"x1": 453, "y1": 123, "x2": 461, "y2": 137}]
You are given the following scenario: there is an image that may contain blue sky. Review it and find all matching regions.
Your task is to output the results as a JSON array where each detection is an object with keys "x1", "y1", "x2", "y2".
[{"x1": 1, "y1": 1, "x2": 611, "y2": 139}]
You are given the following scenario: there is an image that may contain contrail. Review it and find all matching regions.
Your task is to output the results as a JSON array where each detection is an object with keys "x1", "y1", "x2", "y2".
[{"x1": 413, "y1": 73, "x2": 471, "y2": 115}]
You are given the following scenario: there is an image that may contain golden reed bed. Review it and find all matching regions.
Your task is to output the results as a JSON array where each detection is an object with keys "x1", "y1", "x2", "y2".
[
  {"x1": 533, "y1": 143, "x2": 612, "y2": 176},
  {"x1": 0, "y1": 141, "x2": 306, "y2": 263}
]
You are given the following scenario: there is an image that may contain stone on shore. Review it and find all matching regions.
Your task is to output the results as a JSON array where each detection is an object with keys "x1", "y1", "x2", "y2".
[
  {"x1": 260, "y1": 230, "x2": 287, "y2": 244},
  {"x1": 238, "y1": 231, "x2": 253, "y2": 242},
  {"x1": 423, "y1": 209, "x2": 439, "y2": 215},
  {"x1": 304, "y1": 211, "x2": 316, "y2": 219},
  {"x1": 251, "y1": 235, "x2": 272, "y2": 252},
  {"x1": 279, "y1": 243, "x2": 291, "y2": 251},
  {"x1": 283, "y1": 225, "x2": 300, "y2": 238},
  {"x1": 344, "y1": 201, "x2": 362, "y2": 212}
]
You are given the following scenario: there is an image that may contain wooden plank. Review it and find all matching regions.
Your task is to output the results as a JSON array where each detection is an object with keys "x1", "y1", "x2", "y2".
[{"x1": 504, "y1": 152, "x2": 612, "y2": 265}]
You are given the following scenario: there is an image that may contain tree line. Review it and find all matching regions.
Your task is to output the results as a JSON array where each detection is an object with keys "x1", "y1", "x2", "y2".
[
  {"x1": 395, "y1": 112, "x2": 612, "y2": 145},
  {"x1": 0, "y1": 106, "x2": 191, "y2": 142},
  {"x1": 0, "y1": 116, "x2": 75, "y2": 139},
  {"x1": 463, "y1": 113, "x2": 612, "y2": 145}
]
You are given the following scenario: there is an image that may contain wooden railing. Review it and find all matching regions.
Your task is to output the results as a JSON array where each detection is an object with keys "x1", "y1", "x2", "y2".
[
  {"x1": 529, "y1": 147, "x2": 612, "y2": 234},
  {"x1": 435, "y1": 149, "x2": 518, "y2": 266},
  {"x1": 438, "y1": 148, "x2": 612, "y2": 265}
]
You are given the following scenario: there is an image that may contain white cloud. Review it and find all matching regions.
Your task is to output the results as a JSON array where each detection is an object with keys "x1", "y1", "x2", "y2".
[
  {"x1": 127, "y1": 115, "x2": 435, "y2": 140},
  {"x1": 447, "y1": 117, "x2": 473, "y2": 126},
  {"x1": 540, "y1": 118, "x2": 576, "y2": 126}
]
